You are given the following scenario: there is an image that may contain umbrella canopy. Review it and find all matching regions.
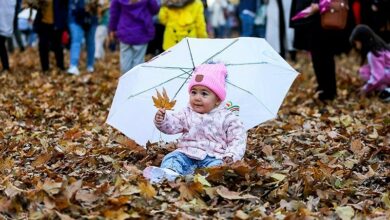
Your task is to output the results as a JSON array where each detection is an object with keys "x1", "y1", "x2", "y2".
[{"x1": 106, "y1": 37, "x2": 298, "y2": 145}]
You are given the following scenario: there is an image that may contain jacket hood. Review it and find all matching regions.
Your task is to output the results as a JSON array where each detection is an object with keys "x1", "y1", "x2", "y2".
[{"x1": 162, "y1": 0, "x2": 195, "y2": 8}]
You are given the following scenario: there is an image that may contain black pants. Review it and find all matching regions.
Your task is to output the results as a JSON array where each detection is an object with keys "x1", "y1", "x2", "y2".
[
  {"x1": 311, "y1": 45, "x2": 337, "y2": 100},
  {"x1": 0, "y1": 35, "x2": 9, "y2": 71},
  {"x1": 37, "y1": 23, "x2": 64, "y2": 71}
]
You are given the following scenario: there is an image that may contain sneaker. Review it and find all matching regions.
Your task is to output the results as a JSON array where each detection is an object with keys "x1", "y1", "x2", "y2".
[
  {"x1": 143, "y1": 166, "x2": 179, "y2": 183},
  {"x1": 87, "y1": 66, "x2": 94, "y2": 73},
  {"x1": 379, "y1": 88, "x2": 390, "y2": 102},
  {"x1": 67, "y1": 66, "x2": 80, "y2": 75}
]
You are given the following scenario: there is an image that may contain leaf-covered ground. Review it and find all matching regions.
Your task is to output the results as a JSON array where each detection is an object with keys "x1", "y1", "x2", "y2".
[{"x1": 0, "y1": 48, "x2": 389, "y2": 220}]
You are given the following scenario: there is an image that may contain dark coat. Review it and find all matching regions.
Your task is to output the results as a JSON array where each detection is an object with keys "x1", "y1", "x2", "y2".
[
  {"x1": 33, "y1": 0, "x2": 69, "y2": 32},
  {"x1": 290, "y1": 0, "x2": 355, "y2": 54}
]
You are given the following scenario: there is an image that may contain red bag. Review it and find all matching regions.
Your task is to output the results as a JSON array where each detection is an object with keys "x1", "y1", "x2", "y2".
[{"x1": 321, "y1": 0, "x2": 349, "y2": 30}]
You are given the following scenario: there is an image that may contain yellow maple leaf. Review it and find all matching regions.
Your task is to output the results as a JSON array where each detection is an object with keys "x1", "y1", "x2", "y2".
[{"x1": 152, "y1": 88, "x2": 176, "y2": 110}]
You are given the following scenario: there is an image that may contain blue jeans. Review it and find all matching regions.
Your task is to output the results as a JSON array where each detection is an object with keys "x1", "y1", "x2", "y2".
[
  {"x1": 239, "y1": 13, "x2": 255, "y2": 37},
  {"x1": 69, "y1": 22, "x2": 97, "y2": 68},
  {"x1": 161, "y1": 151, "x2": 223, "y2": 175}
]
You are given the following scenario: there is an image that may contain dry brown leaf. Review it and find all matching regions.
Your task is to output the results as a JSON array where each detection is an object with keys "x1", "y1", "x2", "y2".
[
  {"x1": 152, "y1": 88, "x2": 176, "y2": 110},
  {"x1": 103, "y1": 208, "x2": 131, "y2": 220},
  {"x1": 216, "y1": 186, "x2": 256, "y2": 200},
  {"x1": 138, "y1": 181, "x2": 156, "y2": 199},
  {"x1": 75, "y1": 189, "x2": 99, "y2": 203},
  {"x1": 31, "y1": 152, "x2": 52, "y2": 167}
]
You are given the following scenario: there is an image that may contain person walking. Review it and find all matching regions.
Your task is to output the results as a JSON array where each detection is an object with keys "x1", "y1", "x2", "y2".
[
  {"x1": 0, "y1": 0, "x2": 17, "y2": 73},
  {"x1": 109, "y1": 0, "x2": 160, "y2": 74},
  {"x1": 94, "y1": 0, "x2": 110, "y2": 60},
  {"x1": 33, "y1": 0, "x2": 68, "y2": 72},
  {"x1": 290, "y1": 0, "x2": 355, "y2": 101},
  {"x1": 237, "y1": 0, "x2": 257, "y2": 37},
  {"x1": 67, "y1": 0, "x2": 99, "y2": 75},
  {"x1": 159, "y1": 0, "x2": 208, "y2": 50}
]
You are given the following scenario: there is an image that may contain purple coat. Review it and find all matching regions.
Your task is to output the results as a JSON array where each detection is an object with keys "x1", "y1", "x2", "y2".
[{"x1": 109, "y1": 0, "x2": 160, "y2": 45}]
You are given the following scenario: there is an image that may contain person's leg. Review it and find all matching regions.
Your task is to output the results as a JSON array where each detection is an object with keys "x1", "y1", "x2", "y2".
[
  {"x1": 14, "y1": 30, "x2": 25, "y2": 52},
  {"x1": 68, "y1": 22, "x2": 84, "y2": 69},
  {"x1": 131, "y1": 44, "x2": 147, "y2": 68},
  {"x1": 6, "y1": 37, "x2": 14, "y2": 53},
  {"x1": 311, "y1": 46, "x2": 337, "y2": 101},
  {"x1": 119, "y1": 42, "x2": 133, "y2": 74},
  {"x1": 196, "y1": 155, "x2": 223, "y2": 168},
  {"x1": 38, "y1": 25, "x2": 51, "y2": 71},
  {"x1": 94, "y1": 25, "x2": 107, "y2": 59},
  {"x1": 86, "y1": 25, "x2": 97, "y2": 71},
  {"x1": 160, "y1": 151, "x2": 196, "y2": 175},
  {"x1": 52, "y1": 29, "x2": 65, "y2": 70},
  {"x1": 0, "y1": 36, "x2": 10, "y2": 71},
  {"x1": 239, "y1": 13, "x2": 255, "y2": 37}
]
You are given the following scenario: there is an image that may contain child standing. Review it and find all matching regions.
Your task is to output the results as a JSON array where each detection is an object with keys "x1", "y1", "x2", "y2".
[
  {"x1": 159, "y1": 0, "x2": 208, "y2": 50},
  {"x1": 143, "y1": 63, "x2": 247, "y2": 183},
  {"x1": 109, "y1": 0, "x2": 160, "y2": 74},
  {"x1": 349, "y1": 24, "x2": 390, "y2": 101}
]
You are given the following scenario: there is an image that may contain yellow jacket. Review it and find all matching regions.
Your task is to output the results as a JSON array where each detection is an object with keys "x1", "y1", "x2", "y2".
[{"x1": 159, "y1": 0, "x2": 208, "y2": 50}]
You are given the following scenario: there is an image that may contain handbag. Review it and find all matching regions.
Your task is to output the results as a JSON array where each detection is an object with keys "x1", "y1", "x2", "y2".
[{"x1": 321, "y1": 0, "x2": 349, "y2": 30}]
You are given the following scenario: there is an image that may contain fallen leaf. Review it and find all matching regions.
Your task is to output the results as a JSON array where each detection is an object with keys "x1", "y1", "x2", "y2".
[
  {"x1": 193, "y1": 174, "x2": 211, "y2": 187},
  {"x1": 235, "y1": 210, "x2": 249, "y2": 220},
  {"x1": 381, "y1": 192, "x2": 390, "y2": 209},
  {"x1": 216, "y1": 186, "x2": 256, "y2": 200},
  {"x1": 368, "y1": 128, "x2": 378, "y2": 139},
  {"x1": 335, "y1": 206, "x2": 355, "y2": 220},
  {"x1": 55, "y1": 211, "x2": 75, "y2": 220},
  {"x1": 138, "y1": 181, "x2": 156, "y2": 199},
  {"x1": 262, "y1": 145, "x2": 273, "y2": 157},
  {"x1": 270, "y1": 173, "x2": 286, "y2": 181},
  {"x1": 75, "y1": 189, "x2": 99, "y2": 203}
]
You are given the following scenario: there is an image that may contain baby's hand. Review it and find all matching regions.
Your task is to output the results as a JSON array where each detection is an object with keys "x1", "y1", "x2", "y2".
[
  {"x1": 223, "y1": 157, "x2": 233, "y2": 164},
  {"x1": 155, "y1": 108, "x2": 166, "y2": 123}
]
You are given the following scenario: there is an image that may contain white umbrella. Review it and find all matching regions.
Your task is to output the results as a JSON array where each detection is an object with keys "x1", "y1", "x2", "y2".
[{"x1": 106, "y1": 37, "x2": 298, "y2": 145}]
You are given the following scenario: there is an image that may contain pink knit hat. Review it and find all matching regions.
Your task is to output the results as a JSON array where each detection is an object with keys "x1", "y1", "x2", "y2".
[{"x1": 188, "y1": 63, "x2": 227, "y2": 101}]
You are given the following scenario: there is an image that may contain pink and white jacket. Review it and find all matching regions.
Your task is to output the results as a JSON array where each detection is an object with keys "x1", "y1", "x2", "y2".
[
  {"x1": 359, "y1": 51, "x2": 390, "y2": 93},
  {"x1": 154, "y1": 103, "x2": 247, "y2": 162}
]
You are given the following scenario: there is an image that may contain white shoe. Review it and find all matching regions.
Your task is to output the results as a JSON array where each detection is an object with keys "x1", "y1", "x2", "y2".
[
  {"x1": 67, "y1": 66, "x2": 80, "y2": 75},
  {"x1": 87, "y1": 66, "x2": 94, "y2": 73},
  {"x1": 143, "y1": 166, "x2": 179, "y2": 183}
]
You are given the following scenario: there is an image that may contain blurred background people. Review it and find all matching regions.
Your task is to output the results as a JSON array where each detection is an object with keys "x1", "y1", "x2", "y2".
[
  {"x1": 290, "y1": 0, "x2": 355, "y2": 101},
  {"x1": 208, "y1": 0, "x2": 228, "y2": 38},
  {"x1": 33, "y1": 0, "x2": 68, "y2": 72},
  {"x1": 17, "y1": 5, "x2": 37, "y2": 48},
  {"x1": 146, "y1": 0, "x2": 165, "y2": 60},
  {"x1": 266, "y1": 0, "x2": 295, "y2": 60},
  {"x1": 253, "y1": 0, "x2": 267, "y2": 38},
  {"x1": 67, "y1": 0, "x2": 99, "y2": 75},
  {"x1": 349, "y1": 24, "x2": 390, "y2": 101},
  {"x1": 159, "y1": 0, "x2": 208, "y2": 50},
  {"x1": 237, "y1": 0, "x2": 257, "y2": 37},
  {"x1": 109, "y1": 0, "x2": 159, "y2": 74},
  {"x1": 7, "y1": 0, "x2": 25, "y2": 53},
  {"x1": 0, "y1": 0, "x2": 17, "y2": 72},
  {"x1": 94, "y1": 0, "x2": 110, "y2": 60}
]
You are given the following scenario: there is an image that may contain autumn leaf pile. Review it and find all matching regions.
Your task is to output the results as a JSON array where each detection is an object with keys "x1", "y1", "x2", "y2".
[{"x1": 0, "y1": 49, "x2": 389, "y2": 219}]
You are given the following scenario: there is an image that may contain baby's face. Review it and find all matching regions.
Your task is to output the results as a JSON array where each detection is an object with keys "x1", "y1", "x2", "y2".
[{"x1": 189, "y1": 86, "x2": 220, "y2": 114}]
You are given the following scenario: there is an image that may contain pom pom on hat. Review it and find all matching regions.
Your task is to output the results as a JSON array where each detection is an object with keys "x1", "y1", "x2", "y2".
[{"x1": 188, "y1": 63, "x2": 227, "y2": 101}]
